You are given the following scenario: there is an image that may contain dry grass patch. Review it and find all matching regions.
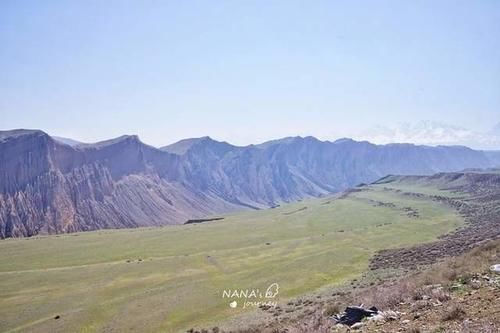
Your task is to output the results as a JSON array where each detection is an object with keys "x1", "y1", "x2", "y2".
[{"x1": 360, "y1": 239, "x2": 500, "y2": 310}]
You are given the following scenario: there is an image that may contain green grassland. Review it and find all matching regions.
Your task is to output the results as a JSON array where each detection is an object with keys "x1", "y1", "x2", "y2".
[{"x1": 0, "y1": 185, "x2": 465, "y2": 332}]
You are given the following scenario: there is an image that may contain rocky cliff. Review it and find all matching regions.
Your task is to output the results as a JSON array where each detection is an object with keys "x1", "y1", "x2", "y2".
[{"x1": 0, "y1": 130, "x2": 237, "y2": 238}]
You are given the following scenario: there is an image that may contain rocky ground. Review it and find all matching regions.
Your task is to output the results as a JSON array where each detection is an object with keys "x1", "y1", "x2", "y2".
[{"x1": 332, "y1": 269, "x2": 500, "y2": 333}]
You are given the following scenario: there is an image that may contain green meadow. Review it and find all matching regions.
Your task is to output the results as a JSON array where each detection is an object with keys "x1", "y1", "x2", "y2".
[{"x1": 0, "y1": 184, "x2": 464, "y2": 332}]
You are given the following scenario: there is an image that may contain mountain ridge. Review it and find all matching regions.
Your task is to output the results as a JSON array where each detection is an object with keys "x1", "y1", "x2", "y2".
[{"x1": 1, "y1": 128, "x2": 500, "y2": 238}]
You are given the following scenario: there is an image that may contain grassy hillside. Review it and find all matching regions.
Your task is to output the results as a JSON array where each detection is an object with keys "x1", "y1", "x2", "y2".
[{"x1": 0, "y1": 184, "x2": 464, "y2": 333}]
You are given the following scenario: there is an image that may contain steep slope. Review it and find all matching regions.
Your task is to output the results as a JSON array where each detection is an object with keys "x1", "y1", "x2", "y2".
[
  {"x1": 1, "y1": 130, "x2": 500, "y2": 238},
  {"x1": 0, "y1": 131, "x2": 238, "y2": 238}
]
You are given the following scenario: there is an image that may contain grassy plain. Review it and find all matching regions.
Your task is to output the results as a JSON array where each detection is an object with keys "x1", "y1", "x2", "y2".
[{"x1": 0, "y1": 185, "x2": 464, "y2": 332}]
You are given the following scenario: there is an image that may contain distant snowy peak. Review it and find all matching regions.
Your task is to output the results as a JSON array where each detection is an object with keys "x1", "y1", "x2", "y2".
[{"x1": 356, "y1": 121, "x2": 500, "y2": 150}]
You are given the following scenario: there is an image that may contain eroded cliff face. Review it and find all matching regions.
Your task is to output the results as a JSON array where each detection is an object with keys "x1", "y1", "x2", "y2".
[
  {"x1": 1, "y1": 130, "x2": 499, "y2": 238},
  {"x1": 0, "y1": 131, "x2": 233, "y2": 238}
]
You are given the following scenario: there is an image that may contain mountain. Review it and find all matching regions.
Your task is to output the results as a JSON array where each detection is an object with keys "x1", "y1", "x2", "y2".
[
  {"x1": 1, "y1": 129, "x2": 500, "y2": 238},
  {"x1": 0, "y1": 130, "x2": 240, "y2": 238}
]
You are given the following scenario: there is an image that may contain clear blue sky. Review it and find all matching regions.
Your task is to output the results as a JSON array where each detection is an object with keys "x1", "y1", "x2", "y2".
[{"x1": 1, "y1": 1, "x2": 499, "y2": 146}]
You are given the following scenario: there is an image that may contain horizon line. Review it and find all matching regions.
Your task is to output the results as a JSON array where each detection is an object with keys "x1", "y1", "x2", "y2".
[{"x1": 2, "y1": 127, "x2": 499, "y2": 152}]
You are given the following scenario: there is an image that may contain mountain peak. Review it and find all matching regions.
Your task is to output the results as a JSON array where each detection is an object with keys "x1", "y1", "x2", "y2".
[
  {"x1": 333, "y1": 138, "x2": 355, "y2": 144},
  {"x1": 77, "y1": 135, "x2": 142, "y2": 149},
  {"x1": 0, "y1": 129, "x2": 48, "y2": 142},
  {"x1": 256, "y1": 135, "x2": 322, "y2": 149},
  {"x1": 161, "y1": 136, "x2": 233, "y2": 155}
]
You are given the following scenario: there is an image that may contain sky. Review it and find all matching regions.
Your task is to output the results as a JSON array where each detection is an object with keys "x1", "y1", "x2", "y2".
[{"x1": 1, "y1": 1, "x2": 499, "y2": 148}]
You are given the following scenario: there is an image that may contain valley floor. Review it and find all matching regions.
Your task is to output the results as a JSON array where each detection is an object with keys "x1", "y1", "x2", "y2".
[{"x1": 2, "y1": 171, "x2": 499, "y2": 333}]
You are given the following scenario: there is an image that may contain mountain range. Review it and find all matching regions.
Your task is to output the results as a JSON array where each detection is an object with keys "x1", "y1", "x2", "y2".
[{"x1": 1, "y1": 129, "x2": 500, "y2": 238}]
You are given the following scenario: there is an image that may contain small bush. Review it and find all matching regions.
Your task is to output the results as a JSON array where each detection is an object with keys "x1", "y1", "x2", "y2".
[
  {"x1": 411, "y1": 287, "x2": 425, "y2": 301},
  {"x1": 442, "y1": 305, "x2": 465, "y2": 321},
  {"x1": 431, "y1": 288, "x2": 450, "y2": 302},
  {"x1": 323, "y1": 303, "x2": 341, "y2": 316}
]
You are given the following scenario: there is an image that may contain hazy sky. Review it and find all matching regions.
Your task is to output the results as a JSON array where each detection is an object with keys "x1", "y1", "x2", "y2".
[{"x1": 1, "y1": 1, "x2": 499, "y2": 147}]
